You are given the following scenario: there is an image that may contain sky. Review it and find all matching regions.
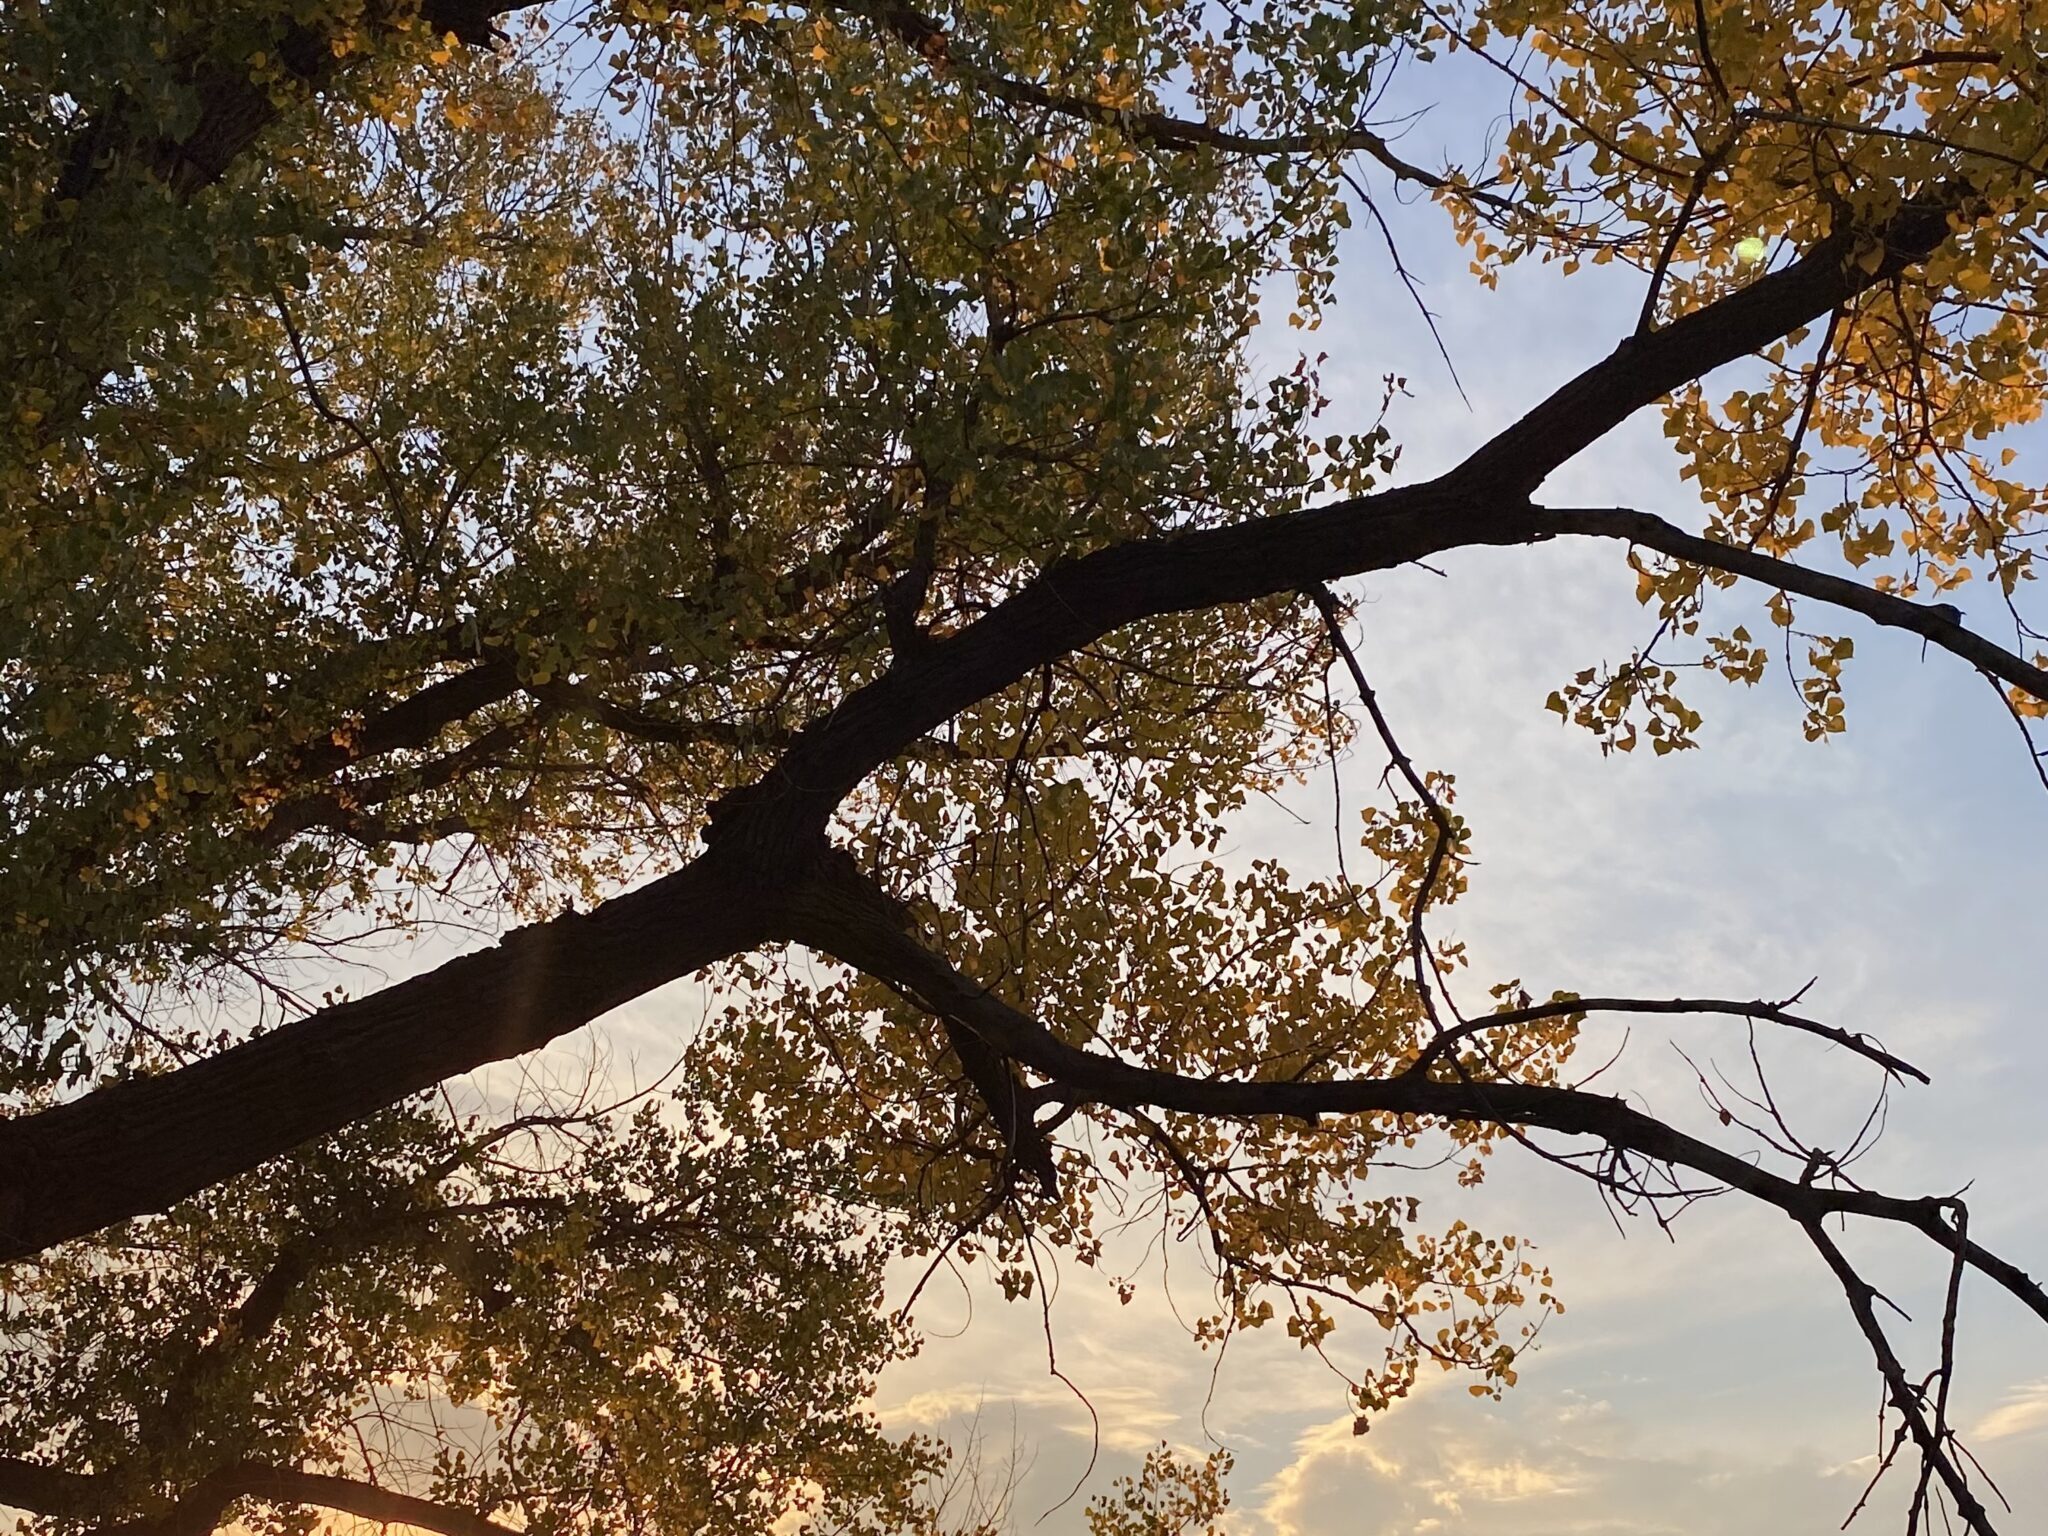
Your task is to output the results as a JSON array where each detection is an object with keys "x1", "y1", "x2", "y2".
[{"x1": 730, "y1": 62, "x2": 2048, "y2": 1536}]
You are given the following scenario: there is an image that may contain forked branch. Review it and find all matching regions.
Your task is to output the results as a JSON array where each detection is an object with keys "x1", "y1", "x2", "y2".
[{"x1": 780, "y1": 856, "x2": 2042, "y2": 1527}]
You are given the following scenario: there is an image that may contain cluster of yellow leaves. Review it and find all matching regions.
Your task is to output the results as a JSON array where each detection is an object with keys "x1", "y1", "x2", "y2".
[{"x1": 1425, "y1": 0, "x2": 2048, "y2": 744}]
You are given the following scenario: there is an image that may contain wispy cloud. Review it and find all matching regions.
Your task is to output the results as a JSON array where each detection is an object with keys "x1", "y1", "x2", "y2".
[
  {"x1": 1974, "y1": 1380, "x2": 2048, "y2": 1443},
  {"x1": 1245, "y1": 1379, "x2": 1881, "y2": 1536}
]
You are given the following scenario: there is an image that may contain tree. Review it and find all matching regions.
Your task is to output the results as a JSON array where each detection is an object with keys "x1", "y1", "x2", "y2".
[{"x1": 3, "y1": 0, "x2": 2048, "y2": 1529}]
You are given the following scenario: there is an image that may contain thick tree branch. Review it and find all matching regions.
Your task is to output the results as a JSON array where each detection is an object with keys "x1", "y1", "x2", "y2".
[
  {"x1": 0, "y1": 1456, "x2": 519, "y2": 1536},
  {"x1": 826, "y1": 865, "x2": 1058, "y2": 1192},
  {"x1": 1456, "y1": 192, "x2": 1970, "y2": 497},
  {"x1": 52, "y1": 0, "x2": 514, "y2": 205},
  {"x1": 0, "y1": 487, "x2": 1499, "y2": 1256},
  {"x1": 12, "y1": 1, "x2": 529, "y2": 439},
  {"x1": 0, "y1": 847, "x2": 782, "y2": 1260},
  {"x1": 714, "y1": 189, "x2": 2000, "y2": 837},
  {"x1": 196, "y1": 1467, "x2": 518, "y2": 1536}
]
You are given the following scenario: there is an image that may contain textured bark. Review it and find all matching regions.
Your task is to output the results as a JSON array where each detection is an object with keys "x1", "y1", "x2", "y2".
[
  {"x1": 0, "y1": 850, "x2": 775, "y2": 1259},
  {"x1": 0, "y1": 1456, "x2": 519, "y2": 1536}
]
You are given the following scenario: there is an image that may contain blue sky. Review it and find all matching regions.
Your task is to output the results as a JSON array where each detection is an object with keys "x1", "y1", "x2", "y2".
[{"x1": 826, "y1": 73, "x2": 2048, "y2": 1534}]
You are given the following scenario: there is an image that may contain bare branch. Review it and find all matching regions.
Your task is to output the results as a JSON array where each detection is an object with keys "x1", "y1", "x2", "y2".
[
  {"x1": 776, "y1": 853, "x2": 2048, "y2": 1332},
  {"x1": 1538, "y1": 504, "x2": 2048, "y2": 704},
  {"x1": 1407, "y1": 994, "x2": 1928, "y2": 1084},
  {"x1": 1803, "y1": 1219, "x2": 2002, "y2": 1534}
]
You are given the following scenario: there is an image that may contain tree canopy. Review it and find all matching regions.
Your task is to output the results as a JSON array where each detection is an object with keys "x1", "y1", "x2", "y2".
[{"x1": 3, "y1": 0, "x2": 2048, "y2": 1529}]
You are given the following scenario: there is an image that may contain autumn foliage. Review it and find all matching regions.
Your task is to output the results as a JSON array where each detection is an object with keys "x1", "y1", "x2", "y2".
[{"x1": 3, "y1": 0, "x2": 2048, "y2": 1530}]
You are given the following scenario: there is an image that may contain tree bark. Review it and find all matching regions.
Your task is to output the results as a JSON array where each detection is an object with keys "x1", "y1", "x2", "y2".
[
  {"x1": 0, "y1": 1456, "x2": 520, "y2": 1536},
  {"x1": 0, "y1": 850, "x2": 774, "y2": 1259}
]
